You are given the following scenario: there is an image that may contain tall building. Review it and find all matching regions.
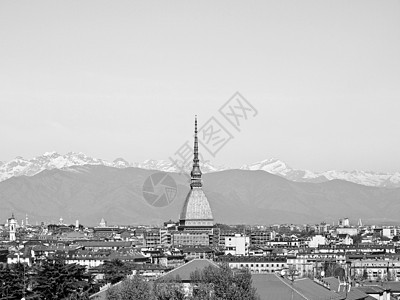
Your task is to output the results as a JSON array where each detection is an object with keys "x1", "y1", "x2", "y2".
[
  {"x1": 9, "y1": 213, "x2": 16, "y2": 242},
  {"x1": 173, "y1": 117, "x2": 215, "y2": 246}
]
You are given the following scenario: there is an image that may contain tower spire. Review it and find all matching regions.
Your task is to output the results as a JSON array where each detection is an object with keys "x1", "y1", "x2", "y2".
[
  {"x1": 190, "y1": 115, "x2": 202, "y2": 188},
  {"x1": 193, "y1": 115, "x2": 199, "y2": 167}
]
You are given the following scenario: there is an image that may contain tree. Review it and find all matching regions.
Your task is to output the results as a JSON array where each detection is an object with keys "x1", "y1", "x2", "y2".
[
  {"x1": 323, "y1": 262, "x2": 345, "y2": 280},
  {"x1": 332, "y1": 267, "x2": 345, "y2": 281},
  {"x1": 153, "y1": 276, "x2": 185, "y2": 300},
  {"x1": 32, "y1": 258, "x2": 93, "y2": 299},
  {"x1": 386, "y1": 269, "x2": 394, "y2": 281},
  {"x1": 188, "y1": 263, "x2": 259, "y2": 300},
  {"x1": 102, "y1": 259, "x2": 131, "y2": 284},
  {"x1": 362, "y1": 268, "x2": 368, "y2": 280},
  {"x1": 285, "y1": 265, "x2": 300, "y2": 281},
  {"x1": 0, "y1": 263, "x2": 34, "y2": 299},
  {"x1": 107, "y1": 275, "x2": 155, "y2": 300}
]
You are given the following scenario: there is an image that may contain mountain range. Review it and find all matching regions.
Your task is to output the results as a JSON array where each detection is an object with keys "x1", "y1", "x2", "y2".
[
  {"x1": 1, "y1": 152, "x2": 399, "y2": 188},
  {"x1": 241, "y1": 158, "x2": 400, "y2": 188},
  {"x1": 1, "y1": 164, "x2": 400, "y2": 226}
]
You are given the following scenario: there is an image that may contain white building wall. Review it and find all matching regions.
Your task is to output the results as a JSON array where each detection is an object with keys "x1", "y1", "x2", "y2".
[
  {"x1": 308, "y1": 235, "x2": 326, "y2": 248},
  {"x1": 336, "y1": 227, "x2": 358, "y2": 236},
  {"x1": 382, "y1": 228, "x2": 396, "y2": 239},
  {"x1": 224, "y1": 235, "x2": 249, "y2": 256}
]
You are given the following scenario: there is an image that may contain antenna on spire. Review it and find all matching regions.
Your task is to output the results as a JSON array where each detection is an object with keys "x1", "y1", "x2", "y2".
[
  {"x1": 191, "y1": 115, "x2": 202, "y2": 188},
  {"x1": 193, "y1": 115, "x2": 199, "y2": 166}
]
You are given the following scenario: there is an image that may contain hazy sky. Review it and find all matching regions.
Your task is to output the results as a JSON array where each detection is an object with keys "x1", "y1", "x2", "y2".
[{"x1": 0, "y1": 0, "x2": 399, "y2": 172}]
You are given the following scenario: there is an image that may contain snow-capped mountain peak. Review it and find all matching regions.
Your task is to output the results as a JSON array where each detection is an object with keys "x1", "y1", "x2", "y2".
[
  {"x1": 112, "y1": 158, "x2": 131, "y2": 168},
  {"x1": 239, "y1": 159, "x2": 400, "y2": 188},
  {"x1": 0, "y1": 152, "x2": 110, "y2": 181},
  {"x1": 43, "y1": 151, "x2": 59, "y2": 157},
  {"x1": 0, "y1": 152, "x2": 399, "y2": 188},
  {"x1": 0, "y1": 152, "x2": 225, "y2": 182},
  {"x1": 241, "y1": 158, "x2": 292, "y2": 175}
]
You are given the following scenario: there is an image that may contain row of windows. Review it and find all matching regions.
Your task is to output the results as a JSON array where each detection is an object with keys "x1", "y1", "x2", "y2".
[
  {"x1": 174, "y1": 237, "x2": 208, "y2": 241},
  {"x1": 354, "y1": 264, "x2": 400, "y2": 267},
  {"x1": 250, "y1": 269, "x2": 279, "y2": 273},
  {"x1": 238, "y1": 263, "x2": 285, "y2": 268}
]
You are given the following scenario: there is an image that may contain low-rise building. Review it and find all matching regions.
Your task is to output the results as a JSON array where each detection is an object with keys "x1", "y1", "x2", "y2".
[
  {"x1": 215, "y1": 255, "x2": 287, "y2": 274},
  {"x1": 182, "y1": 246, "x2": 214, "y2": 260},
  {"x1": 349, "y1": 258, "x2": 400, "y2": 281}
]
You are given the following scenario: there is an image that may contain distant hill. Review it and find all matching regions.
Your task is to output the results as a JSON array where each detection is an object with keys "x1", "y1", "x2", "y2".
[{"x1": 1, "y1": 165, "x2": 399, "y2": 226}]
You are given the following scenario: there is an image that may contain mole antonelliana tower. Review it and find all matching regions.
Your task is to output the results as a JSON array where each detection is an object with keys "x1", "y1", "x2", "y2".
[{"x1": 174, "y1": 116, "x2": 215, "y2": 246}]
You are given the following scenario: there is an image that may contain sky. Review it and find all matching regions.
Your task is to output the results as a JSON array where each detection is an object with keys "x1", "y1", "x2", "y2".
[{"x1": 0, "y1": 0, "x2": 399, "y2": 173}]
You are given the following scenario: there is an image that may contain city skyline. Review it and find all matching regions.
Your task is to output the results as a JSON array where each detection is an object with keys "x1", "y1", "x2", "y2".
[
  {"x1": 2, "y1": 2, "x2": 400, "y2": 299},
  {"x1": 0, "y1": 1, "x2": 399, "y2": 173}
]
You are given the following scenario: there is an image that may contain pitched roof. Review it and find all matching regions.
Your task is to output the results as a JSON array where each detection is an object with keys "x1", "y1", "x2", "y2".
[
  {"x1": 356, "y1": 285, "x2": 386, "y2": 294},
  {"x1": 161, "y1": 259, "x2": 218, "y2": 282},
  {"x1": 108, "y1": 251, "x2": 147, "y2": 261},
  {"x1": 338, "y1": 288, "x2": 369, "y2": 300},
  {"x1": 290, "y1": 278, "x2": 345, "y2": 300},
  {"x1": 252, "y1": 274, "x2": 345, "y2": 300},
  {"x1": 252, "y1": 274, "x2": 308, "y2": 300},
  {"x1": 79, "y1": 241, "x2": 132, "y2": 247},
  {"x1": 383, "y1": 281, "x2": 400, "y2": 292},
  {"x1": 323, "y1": 277, "x2": 341, "y2": 292}
]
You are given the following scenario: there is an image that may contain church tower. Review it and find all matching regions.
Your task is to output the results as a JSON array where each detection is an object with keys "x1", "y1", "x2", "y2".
[{"x1": 9, "y1": 213, "x2": 16, "y2": 242}]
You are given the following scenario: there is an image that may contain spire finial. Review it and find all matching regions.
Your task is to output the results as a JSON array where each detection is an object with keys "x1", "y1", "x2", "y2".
[
  {"x1": 191, "y1": 115, "x2": 202, "y2": 188},
  {"x1": 194, "y1": 115, "x2": 198, "y2": 164}
]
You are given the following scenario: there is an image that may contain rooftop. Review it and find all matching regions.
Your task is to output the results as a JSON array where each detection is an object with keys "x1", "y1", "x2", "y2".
[
  {"x1": 162, "y1": 258, "x2": 218, "y2": 282},
  {"x1": 252, "y1": 274, "x2": 345, "y2": 300}
]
